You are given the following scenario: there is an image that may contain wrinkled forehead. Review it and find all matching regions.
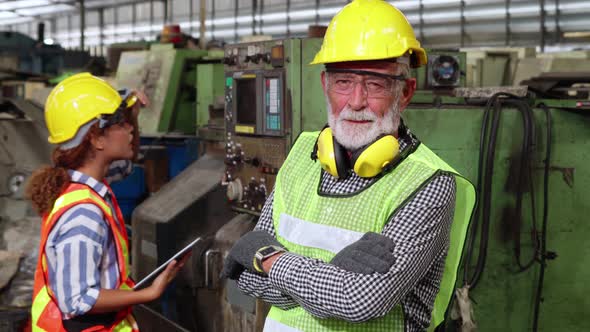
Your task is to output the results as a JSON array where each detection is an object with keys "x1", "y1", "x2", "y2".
[{"x1": 325, "y1": 60, "x2": 405, "y2": 75}]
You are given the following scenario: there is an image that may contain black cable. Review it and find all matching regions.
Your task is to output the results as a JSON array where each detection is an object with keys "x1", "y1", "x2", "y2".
[
  {"x1": 532, "y1": 103, "x2": 552, "y2": 332},
  {"x1": 471, "y1": 97, "x2": 502, "y2": 288},
  {"x1": 506, "y1": 99, "x2": 539, "y2": 272},
  {"x1": 463, "y1": 94, "x2": 503, "y2": 288},
  {"x1": 462, "y1": 95, "x2": 495, "y2": 286},
  {"x1": 461, "y1": 96, "x2": 551, "y2": 328},
  {"x1": 463, "y1": 92, "x2": 533, "y2": 289}
]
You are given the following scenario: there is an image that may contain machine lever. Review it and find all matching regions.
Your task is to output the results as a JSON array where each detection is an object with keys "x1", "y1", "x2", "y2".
[{"x1": 205, "y1": 249, "x2": 221, "y2": 288}]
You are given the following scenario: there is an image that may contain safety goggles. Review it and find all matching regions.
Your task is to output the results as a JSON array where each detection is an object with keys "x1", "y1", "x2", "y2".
[
  {"x1": 325, "y1": 68, "x2": 407, "y2": 99},
  {"x1": 97, "y1": 92, "x2": 138, "y2": 129},
  {"x1": 98, "y1": 108, "x2": 126, "y2": 129}
]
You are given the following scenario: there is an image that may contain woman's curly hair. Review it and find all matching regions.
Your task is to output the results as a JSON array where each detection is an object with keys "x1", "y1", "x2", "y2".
[{"x1": 26, "y1": 124, "x2": 102, "y2": 216}]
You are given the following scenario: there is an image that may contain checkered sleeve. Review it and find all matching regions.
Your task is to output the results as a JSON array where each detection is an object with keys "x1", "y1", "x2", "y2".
[
  {"x1": 236, "y1": 190, "x2": 299, "y2": 310},
  {"x1": 266, "y1": 174, "x2": 456, "y2": 323}
]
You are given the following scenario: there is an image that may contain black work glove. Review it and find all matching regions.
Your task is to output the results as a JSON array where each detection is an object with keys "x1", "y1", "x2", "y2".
[
  {"x1": 220, "y1": 230, "x2": 283, "y2": 280},
  {"x1": 330, "y1": 232, "x2": 395, "y2": 275}
]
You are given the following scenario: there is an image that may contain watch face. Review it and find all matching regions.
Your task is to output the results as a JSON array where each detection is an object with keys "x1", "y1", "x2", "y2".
[{"x1": 259, "y1": 246, "x2": 278, "y2": 256}]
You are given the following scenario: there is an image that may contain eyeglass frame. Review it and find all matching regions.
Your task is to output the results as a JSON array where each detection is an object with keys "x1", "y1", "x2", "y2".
[{"x1": 324, "y1": 68, "x2": 407, "y2": 98}]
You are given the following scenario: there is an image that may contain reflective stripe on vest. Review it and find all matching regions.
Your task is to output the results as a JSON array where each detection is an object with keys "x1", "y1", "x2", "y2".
[
  {"x1": 31, "y1": 182, "x2": 138, "y2": 332},
  {"x1": 277, "y1": 213, "x2": 364, "y2": 254},
  {"x1": 270, "y1": 131, "x2": 476, "y2": 332},
  {"x1": 263, "y1": 317, "x2": 303, "y2": 332}
]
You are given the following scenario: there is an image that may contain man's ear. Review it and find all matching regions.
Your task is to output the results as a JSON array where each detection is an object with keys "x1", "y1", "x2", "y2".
[
  {"x1": 399, "y1": 78, "x2": 416, "y2": 111},
  {"x1": 321, "y1": 71, "x2": 327, "y2": 94}
]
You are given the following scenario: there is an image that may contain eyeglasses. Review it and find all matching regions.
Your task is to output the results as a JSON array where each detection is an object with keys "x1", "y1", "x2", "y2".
[
  {"x1": 97, "y1": 92, "x2": 139, "y2": 129},
  {"x1": 326, "y1": 68, "x2": 406, "y2": 99}
]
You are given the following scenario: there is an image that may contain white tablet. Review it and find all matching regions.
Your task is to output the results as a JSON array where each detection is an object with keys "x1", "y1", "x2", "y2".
[{"x1": 133, "y1": 237, "x2": 202, "y2": 290}]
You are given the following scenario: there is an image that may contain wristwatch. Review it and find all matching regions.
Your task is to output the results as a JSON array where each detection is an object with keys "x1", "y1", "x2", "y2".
[{"x1": 253, "y1": 245, "x2": 286, "y2": 274}]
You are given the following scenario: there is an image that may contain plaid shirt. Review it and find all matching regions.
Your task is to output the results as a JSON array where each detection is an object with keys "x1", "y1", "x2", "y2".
[{"x1": 237, "y1": 134, "x2": 457, "y2": 331}]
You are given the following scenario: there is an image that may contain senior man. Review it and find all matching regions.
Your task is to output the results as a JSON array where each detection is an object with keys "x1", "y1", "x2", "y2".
[{"x1": 222, "y1": 0, "x2": 476, "y2": 331}]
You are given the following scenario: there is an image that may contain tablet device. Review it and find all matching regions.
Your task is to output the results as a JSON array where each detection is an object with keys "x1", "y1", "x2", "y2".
[{"x1": 133, "y1": 237, "x2": 202, "y2": 290}]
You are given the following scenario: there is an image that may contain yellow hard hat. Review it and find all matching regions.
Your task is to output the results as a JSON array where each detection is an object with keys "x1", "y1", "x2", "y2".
[
  {"x1": 45, "y1": 73, "x2": 135, "y2": 144},
  {"x1": 311, "y1": 0, "x2": 427, "y2": 68}
]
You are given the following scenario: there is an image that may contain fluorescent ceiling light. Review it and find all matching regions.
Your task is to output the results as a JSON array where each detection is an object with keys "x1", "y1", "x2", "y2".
[
  {"x1": 389, "y1": 1, "x2": 419, "y2": 10},
  {"x1": 289, "y1": 9, "x2": 316, "y2": 19},
  {"x1": 16, "y1": 4, "x2": 75, "y2": 16},
  {"x1": 205, "y1": 17, "x2": 234, "y2": 26},
  {"x1": 421, "y1": 0, "x2": 461, "y2": 5},
  {"x1": 422, "y1": 11, "x2": 460, "y2": 21},
  {"x1": 563, "y1": 31, "x2": 590, "y2": 39},
  {"x1": 464, "y1": 8, "x2": 507, "y2": 18},
  {"x1": 0, "y1": 0, "x2": 50, "y2": 11},
  {"x1": 0, "y1": 16, "x2": 34, "y2": 25},
  {"x1": 559, "y1": 2, "x2": 590, "y2": 12},
  {"x1": 317, "y1": 7, "x2": 340, "y2": 16},
  {"x1": 0, "y1": 11, "x2": 19, "y2": 19}
]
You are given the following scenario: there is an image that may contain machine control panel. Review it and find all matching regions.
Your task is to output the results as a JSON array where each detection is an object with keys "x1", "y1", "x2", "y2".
[
  {"x1": 223, "y1": 133, "x2": 286, "y2": 213},
  {"x1": 223, "y1": 40, "x2": 291, "y2": 214},
  {"x1": 223, "y1": 40, "x2": 285, "y2": 71},
  {"x1": 224, "y1": 70, "x2": 286, "y2": 137}
]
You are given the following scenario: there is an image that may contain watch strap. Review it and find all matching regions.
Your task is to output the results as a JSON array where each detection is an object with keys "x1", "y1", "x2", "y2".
[{"x1": 254, "y1": 245, "x2": 286, "y2": 274}]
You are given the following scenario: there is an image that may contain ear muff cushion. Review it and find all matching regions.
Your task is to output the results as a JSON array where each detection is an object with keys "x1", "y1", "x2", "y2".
[
  {"x1": 317, "y1": 128, "x2": 340, "y2": 178},
  {"x1": 317, "y1": 127, "x2": 351, "y2": 179},
  {"x1": 353, "y1": 135, "x2": 400, "y2": 178}
]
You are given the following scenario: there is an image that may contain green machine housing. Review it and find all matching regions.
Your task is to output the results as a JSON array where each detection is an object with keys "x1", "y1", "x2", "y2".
[
  {"x1": 221, "y1": 42, "x2": 590, "y2": 331},
  {"x1": 115, "y1": 44, "x2": 225, "y2": 136}
]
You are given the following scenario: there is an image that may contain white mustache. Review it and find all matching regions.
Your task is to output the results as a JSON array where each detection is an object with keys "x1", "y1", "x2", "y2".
[{"x1": 338, "y1": 108, "x2": 378, "y2": 122}]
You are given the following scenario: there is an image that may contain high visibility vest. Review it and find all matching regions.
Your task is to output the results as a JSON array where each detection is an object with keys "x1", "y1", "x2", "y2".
[
  {"x1": 31, "y1": 182, "x2": 139, "y2": 332},
  {"x1": 266, "y1": 132, "x2": 476, "y2": 332}
]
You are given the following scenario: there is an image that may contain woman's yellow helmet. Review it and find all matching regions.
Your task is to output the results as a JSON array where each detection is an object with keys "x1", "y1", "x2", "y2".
[{"x1": 45, "y1": 73, "x2": 136, "y2": 144}]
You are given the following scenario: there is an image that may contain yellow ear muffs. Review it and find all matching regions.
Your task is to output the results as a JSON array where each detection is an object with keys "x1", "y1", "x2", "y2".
[
  {"x1": 316, "y1": 127, "x2": 349, "y2": 179},
  {"x1": 352, "y1": 135, "x2": 400, "y2": 178}
]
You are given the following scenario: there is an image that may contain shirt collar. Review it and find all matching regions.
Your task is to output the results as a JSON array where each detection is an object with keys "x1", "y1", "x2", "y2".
[{"x1": 67, "y1": 169, "x2": 109, "y2": 198}]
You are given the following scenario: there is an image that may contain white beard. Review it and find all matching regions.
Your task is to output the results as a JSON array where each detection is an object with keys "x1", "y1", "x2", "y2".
[{"x1": 327, "y1": 100, "x2": 401, "y2": 150}]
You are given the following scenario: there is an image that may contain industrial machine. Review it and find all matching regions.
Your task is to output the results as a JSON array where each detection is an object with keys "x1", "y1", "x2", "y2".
[
  {"x1": 131, "y1": 38, "x2": 326, "y2": 331},
  {"x1": 130, "y1": 42, "x2": 590, "y2": 332},
  {"x1": 0, "y1": 30, "x2": 92, "y2": 85},
  {"x1": 115, "y1": 44, "x2": 225, "y2": 136},
  {"x1": 403, "y1": 87, "x2": 589, "y2": 332},
  {"x1": 112, "y1": 44, "x2": 225, "y2": 221},
  {"x1": 412, "y1": 49, "x2": 467, "y2": 91},
  {"x1": 222, "y1": 38, "x2": 325, "y2": 214},
  {"x1": 0, "y1": 98, "x2": 50, "y2": 321}
]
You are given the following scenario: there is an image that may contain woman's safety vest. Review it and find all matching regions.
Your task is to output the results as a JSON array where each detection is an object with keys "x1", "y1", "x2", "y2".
[
  {"x1": 31, "y1": 182, "x2": 139, "y2": 332},
  {"x1": 267, "y1": 132, "x2": 476, "y2": 332}
]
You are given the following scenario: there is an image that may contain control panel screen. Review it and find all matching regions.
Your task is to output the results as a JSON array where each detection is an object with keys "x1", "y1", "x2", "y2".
[
  {"x1": 264, "y1": 78, "x2": 282, "y2": 132},
  {"x1": 236, "y1": 78, "x2": 257, "y2": 126}
]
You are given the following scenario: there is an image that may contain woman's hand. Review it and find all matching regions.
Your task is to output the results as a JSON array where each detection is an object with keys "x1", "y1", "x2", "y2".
[
  {"x1": 130, "y1": 90, "x2": 149, "y2": 118},
  {"x1": 89, "y1": 252, "x2": 190, "y2": 313},
  {"x1": 146, "y1": 252, "x2": 191, "y2": 301}
]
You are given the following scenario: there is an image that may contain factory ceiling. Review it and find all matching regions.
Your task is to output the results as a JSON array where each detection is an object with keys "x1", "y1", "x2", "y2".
[{"x1": 0, "y1": 0, "x2": 147, "y2": 26}]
